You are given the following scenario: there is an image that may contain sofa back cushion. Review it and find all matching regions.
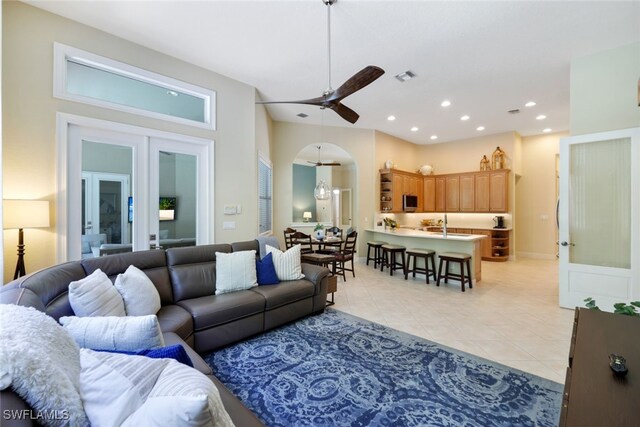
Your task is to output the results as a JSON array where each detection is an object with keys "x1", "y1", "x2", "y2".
[
  {"x1": 231, "y1": 240, "x2": 259, "y2": 255},
  {"x1": 82, "y1": 250, "x2": 174, "y2": 306},
  {"x1": 166, "y1": 244, "x2": 232, "y2": 302},
  {"x1": 6, "y1": 261, "x2": 87, "y2": 320}
]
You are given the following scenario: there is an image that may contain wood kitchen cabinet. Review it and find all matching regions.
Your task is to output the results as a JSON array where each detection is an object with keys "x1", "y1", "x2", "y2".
[
  {"x1": 489, "y1": 170, "x2": 508, "y2": 212},
  {"x1": 435, "y1": 177, "x2": 446, "y2": 212},
  {"x1": 474, "y1": 173, "x2": 490, "y2": 212},
  {"x1": 445, "y1": 175, "x2": 460, "y2": 211},
  {"x1": 459, "y1": 173, "x2": 475, "y2": 212},
  {"x1": 380, "y1": 169, "x2": 423, "y2": 213},
  {"x1": 423, "y1": 176, "x2": 436, "y2": 212},
  {"x1": 392, "y1": 175, "x2": 403, "y2": 212}
]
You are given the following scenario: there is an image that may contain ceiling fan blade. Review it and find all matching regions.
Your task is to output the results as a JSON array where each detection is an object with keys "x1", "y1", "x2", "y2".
[
  {"x1": 327, "y1": 102, "x2": 360, "y2": 124},
  {"x1": 256, "y1": 95, "x2": 326, "y2": 106},
  {"x1": 307, "y1": 160, "x2": 320, "y2": 165},
  {"x1": 319, "y1": 162, "x2": 341, "y2": 167},
  {"x1": 327, "y1": 66, "x2": 385, "y2": 102}
]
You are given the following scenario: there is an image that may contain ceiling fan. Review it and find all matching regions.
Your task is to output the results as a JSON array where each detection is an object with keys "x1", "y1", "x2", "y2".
[
  {"x1": 308, "y1": 145, "x2": 341, "y2": 167},
  {"x1": 256, "y1": 0, "x2": 385, "y2": 124}
]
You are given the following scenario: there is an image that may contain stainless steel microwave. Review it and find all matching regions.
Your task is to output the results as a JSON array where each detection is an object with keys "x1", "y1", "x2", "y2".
[{"x1": 403, "y1": 194, "x2": 418, "y2": 212}]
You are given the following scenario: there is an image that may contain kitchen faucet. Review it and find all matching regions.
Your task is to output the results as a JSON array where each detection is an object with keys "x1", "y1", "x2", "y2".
[{"x1": 443, "y1": 213, "x2": 448, "y2": 238}]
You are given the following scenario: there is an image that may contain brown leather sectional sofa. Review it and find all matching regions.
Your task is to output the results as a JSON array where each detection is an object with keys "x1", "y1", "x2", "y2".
[{"x1": 0, "y1": 240, "x2": 330, "y2": 426}]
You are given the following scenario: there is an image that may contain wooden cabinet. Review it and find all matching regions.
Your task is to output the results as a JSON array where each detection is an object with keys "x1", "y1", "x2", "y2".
[
  {"x1": 474, "y1": 173, "x2": 490, "y2": 212},
  {"x1": 435, "y1": 177, "x2": 446, "y2": 212},
  {"x1": 471, "y1": 228, "x2": 510, "y2": 261},
  {"x1": 380, "y1": 169, "x2": 509, "y2": 214},
  {"x1": 423, "y1": 177, "x2": 435, "y2": 212},
  {"x1": 459, "y1": 173, "x2": 475, "y2": 212},
  {"x1": 445, "y1": 175, "x2": 460, "y2": 211},
  {"x1": 473, "y1": 230, "x2": 493, "y2": 259},
  {"x1": 380, "y1": 169, "x2": 423, "y2": 213},
  {"x1": 489, "y1": 170, "x2": 508, "y2": 212}
]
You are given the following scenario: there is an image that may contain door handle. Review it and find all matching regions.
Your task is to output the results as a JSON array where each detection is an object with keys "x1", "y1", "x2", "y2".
[{"x1": 560, "y1": 241, "x2": 575, "y2": 247}]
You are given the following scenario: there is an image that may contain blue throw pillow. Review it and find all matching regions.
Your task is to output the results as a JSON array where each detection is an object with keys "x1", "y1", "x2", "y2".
[
  {"x1": 256, "y1": 252, "x2": 280, "y2": 285},
  {"x1": 96, "y1": 344, "x2": 194, "y2": 367}
]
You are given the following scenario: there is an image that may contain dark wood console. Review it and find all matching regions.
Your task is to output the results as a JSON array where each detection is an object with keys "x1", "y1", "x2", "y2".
[{"x1": 559, "y1": 308, "x2": 640, "y2": 426}]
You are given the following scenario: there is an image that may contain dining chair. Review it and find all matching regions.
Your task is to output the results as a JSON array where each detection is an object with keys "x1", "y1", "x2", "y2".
[
  {"x1": 291, "y1": 231, "x2": 314, "y2": 254},
  {"x1": 322, "y1": 226, "x2": 343, "y2": 252},
  {"x1": 335, "y1": 230, "x2": 357, "y2": 280},
  {"x1": 283, "y1": 227, "x2": 297, "y2": 250}
]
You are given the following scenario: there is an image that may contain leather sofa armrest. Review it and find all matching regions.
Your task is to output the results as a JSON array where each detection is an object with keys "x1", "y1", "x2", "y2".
[
  {"x1": 0, "y1": 388, "x2": 37, "y2": 426},
  {"x1": 162, "y1": 332, "x2": 212, "y2": 375},
  {"x1": 301, "y1": 263, "x2": 330, "y2": 295},
  {"x1": 0, "y1": 287, "x2": 46, "y2": 311}
]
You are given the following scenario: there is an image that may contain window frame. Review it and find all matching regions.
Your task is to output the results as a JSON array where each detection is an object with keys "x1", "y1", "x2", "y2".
[
  {"x1": 53, "y1": 43, "x2": 216, "y2": 130},
  {"x1": 257, "y1": 152, "x2": 273, "y2": 236}
]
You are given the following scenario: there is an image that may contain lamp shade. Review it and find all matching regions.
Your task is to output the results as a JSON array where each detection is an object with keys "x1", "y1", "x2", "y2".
[
  {"x1": 3, "y1": 200, "x2": 50, "y2": 229},
  {"x1": 159, "y1": 209, "x2": 175, "y2": 221},
  {"x1": 303, "y1": 212, "x2": 312, "y2": 219}
]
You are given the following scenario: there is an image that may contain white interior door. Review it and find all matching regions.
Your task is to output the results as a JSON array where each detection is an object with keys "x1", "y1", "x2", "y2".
[
  {"x1": 149, "y1": 137, "x2": 212, "y2": 248},
  {"x1": 559, "y1": 127, "x2": 640, "y2": 310},
  {"x1": 82, "y1": 171, "x2": 130, "y2": 244}
]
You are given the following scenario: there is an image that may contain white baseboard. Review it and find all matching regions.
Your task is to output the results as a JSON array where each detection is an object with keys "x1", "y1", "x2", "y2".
[{"x1": 516, "y1": 251, "x2": 557, "y2": 260}]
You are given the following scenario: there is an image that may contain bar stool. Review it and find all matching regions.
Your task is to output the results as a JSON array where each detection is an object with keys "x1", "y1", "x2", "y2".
[
  {"x1": 436, "y1": 252, "x2": 473, "y2": 292},
  {"x1": 405, "y1": 248, "x2": 437, "y2": 284},
  {"x1": 366, "y1": 241, "x2": 387, "y2": 268},
  {"x1": 380, "y1": 244, "x2": 406, "y2": 276}
]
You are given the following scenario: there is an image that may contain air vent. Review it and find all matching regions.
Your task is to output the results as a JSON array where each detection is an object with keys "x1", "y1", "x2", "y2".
[
  {"x1": 394, "y1": 70, "x2": 416, "y2": 82},
  {"x1": 508, "y1": 109, "x2": 520, "y2": 114},
  {"x1": 297, "y1": 113, "x2": 309, "y2": 118}
]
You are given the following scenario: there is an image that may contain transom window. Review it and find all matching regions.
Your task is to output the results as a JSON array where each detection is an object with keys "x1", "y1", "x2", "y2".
[{"x1": 54, "y1": 43, "x2": 215, "y2": 129}]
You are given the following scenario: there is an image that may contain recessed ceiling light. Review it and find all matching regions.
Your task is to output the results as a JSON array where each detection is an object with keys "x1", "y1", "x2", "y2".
[
  {"x1": 430, "y1": 135, "x2": 438, "y2": 140},
  {"x1": 441, "y1": 100, "x2": 451, "y2": 107},
  {"x1": 536, "y1": 114, "x2": 547, "y2": 120},
  {"x1": 411, "y1": 127, "x2": 419, "y2": 132},
  {"x1": 166, "y1": 90, "x2": 179, "y2": 97},
  {"x1": 543, "y1": 128, "x2": 552, "y2": 133},
  {"x1": 460, "y1": 115, "x2": 470, "y2": 121},
  {"x1": 476, "y1": 126, "x2": 485, "y2": 131},
  {"x1": 387, "y1": 115, "x2": 396, "y2": 121},
  {"x1": 394, "y1": 70, "x2": 416, "y2": 82},
  {"x1": 525, "y1": 101, "x2": 537, "y2": 107}
]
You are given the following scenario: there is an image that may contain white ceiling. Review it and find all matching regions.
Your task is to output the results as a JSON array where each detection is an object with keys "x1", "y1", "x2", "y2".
[{"x1": 27, "y1": 0, "x2": 640, "y2": 144}]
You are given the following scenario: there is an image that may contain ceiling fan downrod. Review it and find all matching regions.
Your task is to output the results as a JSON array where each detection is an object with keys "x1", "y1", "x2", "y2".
[{"x1": 323, "y1": 0, "x2": 337, "y2": 98}]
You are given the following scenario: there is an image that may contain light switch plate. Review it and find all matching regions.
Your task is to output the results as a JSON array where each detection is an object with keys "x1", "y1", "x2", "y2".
[
  {"x1": 223, "y1": 221, "x2": 236, "y2": 230},
  {"x1": 223, "y1": 205, "x2": 237, "y2": 215}
]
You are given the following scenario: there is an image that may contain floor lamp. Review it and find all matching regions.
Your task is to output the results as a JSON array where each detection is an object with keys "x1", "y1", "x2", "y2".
[{"x1": 3, "y1": 199, "x2": 50, "y2": 280}]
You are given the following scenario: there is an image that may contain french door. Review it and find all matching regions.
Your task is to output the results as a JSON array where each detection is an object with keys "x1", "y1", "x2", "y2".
[
  {"x1": 558, "y1": 127, "x2": 640, "y2": 310},
  {"x1": 60, "y1": 116, "x2": 213, "y2": 262}
]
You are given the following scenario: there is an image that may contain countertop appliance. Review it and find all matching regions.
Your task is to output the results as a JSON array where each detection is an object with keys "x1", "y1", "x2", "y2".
[
  {"x1": 493, "y1": 216, "x2": 505, "y2": 229},
  {"x1": 403, "y1": 194, "x2": 417, "y2": 212}
]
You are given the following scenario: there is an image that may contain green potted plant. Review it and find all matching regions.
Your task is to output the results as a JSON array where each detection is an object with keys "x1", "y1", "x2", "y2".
[
  {"x1": 584, "y1": 297, "x2": 640, "y2": 316},
  {"x1": 314, "y1": 223, "x2": 325, "y2": 240}
]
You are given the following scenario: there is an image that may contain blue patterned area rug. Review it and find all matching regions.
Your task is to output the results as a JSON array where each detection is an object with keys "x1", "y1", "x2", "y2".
[{"x1": 204, "y1": 309, "x2": 563, "y2": 427}]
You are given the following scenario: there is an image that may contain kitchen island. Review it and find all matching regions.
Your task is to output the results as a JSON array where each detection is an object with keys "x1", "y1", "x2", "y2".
[{"x1": 365, "y1": 228, "x2": 488, "y2": 282}]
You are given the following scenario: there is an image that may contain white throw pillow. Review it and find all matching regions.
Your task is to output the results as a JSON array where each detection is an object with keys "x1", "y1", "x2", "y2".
[
  {"x1": 215, "y1": 250, "x2": 258, "y2": 295},
  {"x1": 265, "y1": 244, "x2": 305, "y2": 281},
  {"x1": 79, "y1": 349, "x2": 234, "y2": 427},
  {"x1": 0, "y1": 305, "x2": 89, "y2": 427},
  {"x1": 68, "y1": 268, "x2": 126, "y2": 317},
  {"x1": 114, "y1": 265, "x2": 161, "y2": 316},
  {"x1": 60, "y1": 315, "x2": 164, "y2": 352}
]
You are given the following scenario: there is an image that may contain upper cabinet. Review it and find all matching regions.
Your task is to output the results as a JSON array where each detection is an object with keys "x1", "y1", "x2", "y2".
[{"x1": 380, "y1": 169, "x2": 510, "y2": 213}]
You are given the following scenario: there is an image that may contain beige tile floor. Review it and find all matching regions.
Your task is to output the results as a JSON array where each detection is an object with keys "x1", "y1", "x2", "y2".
[{"x1": 332, "y1": 257, "x2": 574, "y2": 384}]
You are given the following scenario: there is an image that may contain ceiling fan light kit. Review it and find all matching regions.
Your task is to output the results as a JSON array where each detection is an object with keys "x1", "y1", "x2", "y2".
[{"x1": 256, "y1": 0, "x2": 385, "y2": 124}]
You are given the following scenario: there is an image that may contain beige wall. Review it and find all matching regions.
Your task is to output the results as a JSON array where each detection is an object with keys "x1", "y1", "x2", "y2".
[
  {"x1": 571, "y1": 42, "x2": 640, "y2": 135},
  {"x1": 2, "y1": 2, "x2": 270, "y2": 283},
  {"x1": 272, "y1": 121, "x2": 375, "y2": 254},
  {"x1": 515, "y1": 132, "x2": 566, "y2": 258},
  {"x1": 374, "y1": 131, "x2": 422, "y2": 172}
]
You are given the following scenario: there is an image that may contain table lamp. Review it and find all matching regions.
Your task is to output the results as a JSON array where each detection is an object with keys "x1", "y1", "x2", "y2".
[
  {"x1": 303, "y1": 212, "x2": 312, "y2": 222},
  {"x1": 3, "y1": 199, "x2": 50, "y2": 279}
]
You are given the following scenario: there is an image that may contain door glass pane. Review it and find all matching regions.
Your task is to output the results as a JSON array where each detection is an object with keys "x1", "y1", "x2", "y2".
[
  {"x1": 569, "y1": 138, "x2": 630, "y2": 268},
  {"x1": 82, "y1": 141, "x2": 132, "y2": 258},
  {"x1": 158, "y1": 152, "x2": 197, "y2": 248}
]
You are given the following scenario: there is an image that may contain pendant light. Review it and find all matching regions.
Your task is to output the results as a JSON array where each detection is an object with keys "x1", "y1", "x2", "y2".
[{"x1": 314, "y1": 180, "x2": 331, "y2": 200}]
